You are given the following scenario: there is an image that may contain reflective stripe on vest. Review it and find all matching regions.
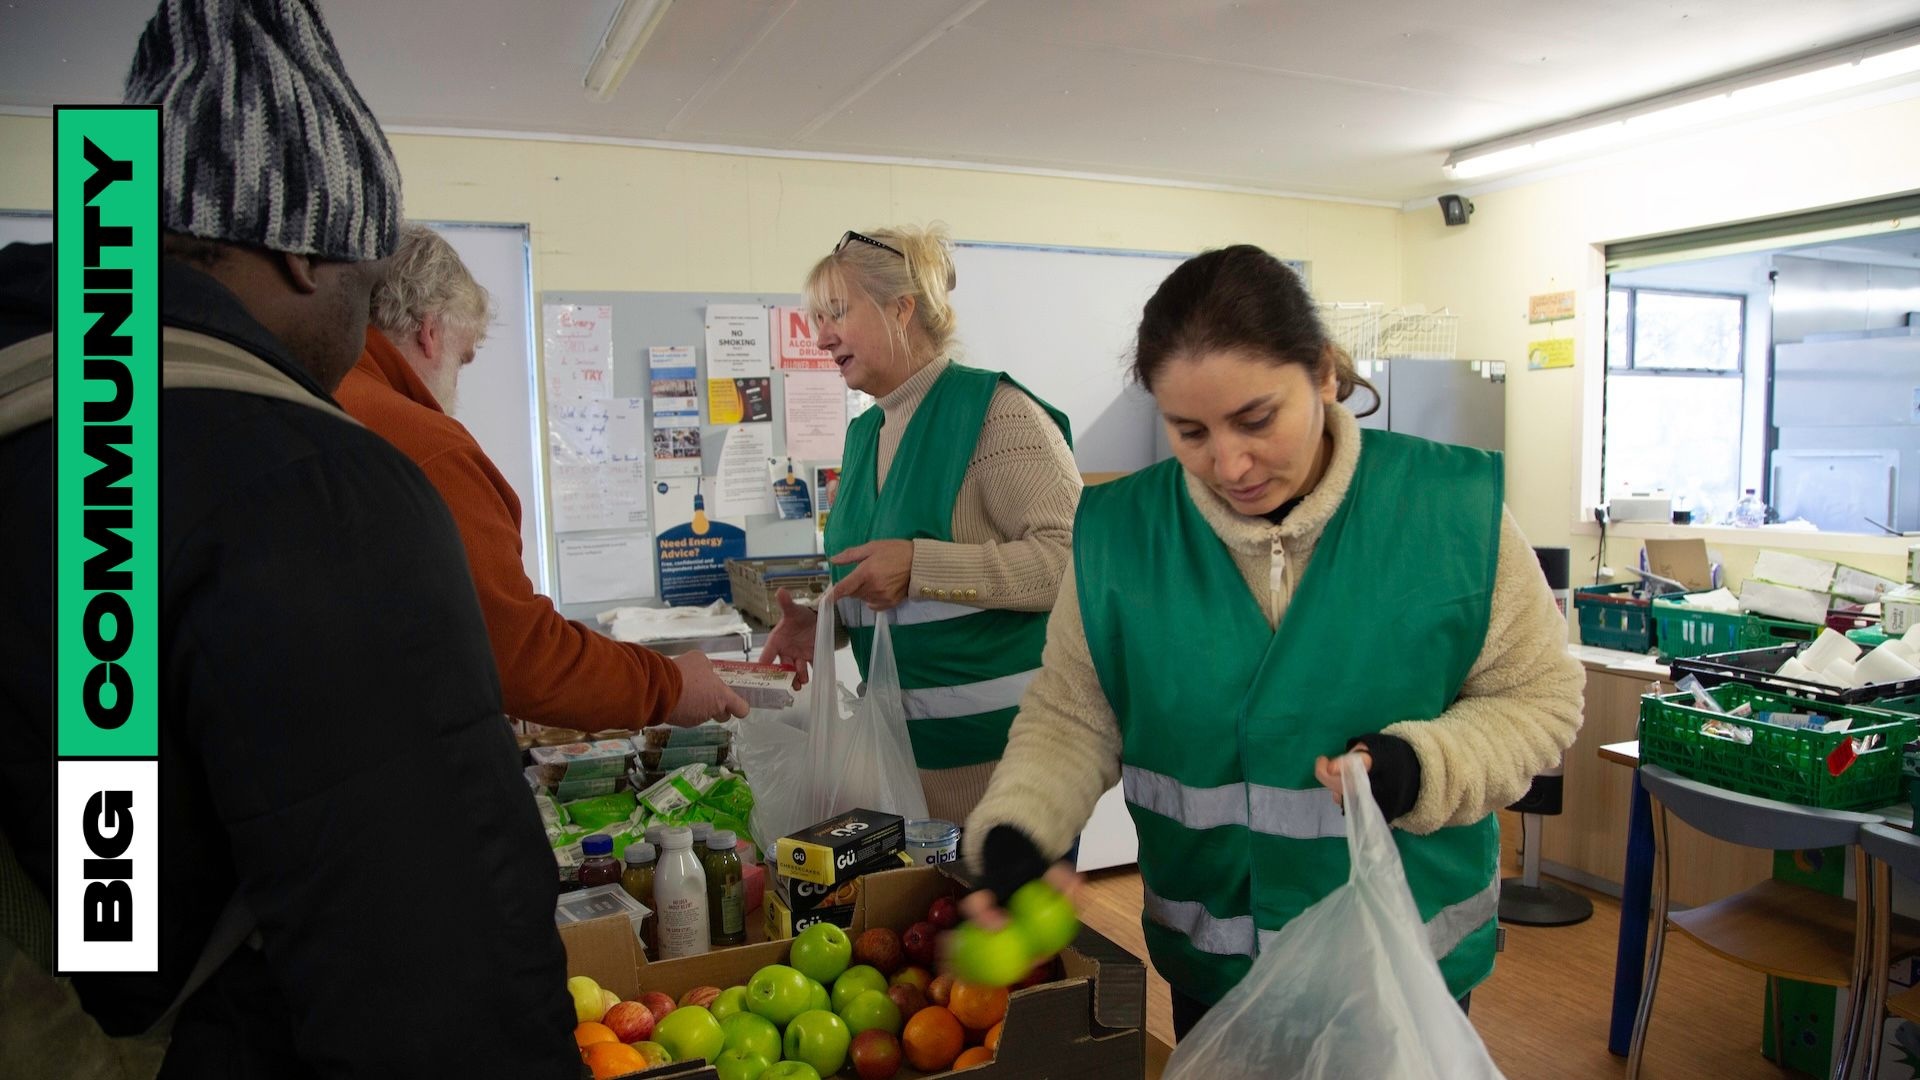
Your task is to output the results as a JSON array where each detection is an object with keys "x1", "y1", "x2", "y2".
[
  {"x1": 900, "y1": 669, "x2": 1038, "y2": 722},
  {"x1": 1142, "y1": 878, "x2": 1499, "y2": 961},
  {"x1": 836, "y1": 596, "x2": 978, "y2": 629},
  {"x1": 1123, "y1": 764, "x2": 1347, "y2": 840}
]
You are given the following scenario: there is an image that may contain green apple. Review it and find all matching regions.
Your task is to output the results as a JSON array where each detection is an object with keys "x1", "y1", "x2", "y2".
[
  {"x1": 721, "y1": 1011, "x2": 783, "y2": 1062},
  {"x1": 762, "y1": 1063, "x2": 822, "y2": 1080},
  {"x1": 830, "y1": 965, "x2": 889, "y2": 1014},
  {"x1": 807, "y1": 978, "x2": 830, "y2": 1014},
  {"x1": 1009, "y1": 879, "x2": 1081, "y2": 957},
  {"x1": 949, "y1": 922, "x2": 1036, "y2": 988},
  {"x1": 789, "y1": 923, "x2": 853, "y2": 985},
  {"x1": 712, "y1": 985, "x2": 751, "y2": 1023},
  {"x1": 654, "y1": 1004, "x2": 726, "y2": 1063},
  {"x1": 783, "y1": 1009, "x2": 852, "y2": 1077},
  {"x1": 747, "y1": 964, "x2": 814, "y2": 1028},
  {"x1": 633, "y1": 1041, "x2": 672, "y2": 1067},
  {"x1": 839, "y1": 989, "x2": 902, "y2": 1038},
  {"x1": 713, "y1": 1048, "x2": 771, "y2": 1080}
]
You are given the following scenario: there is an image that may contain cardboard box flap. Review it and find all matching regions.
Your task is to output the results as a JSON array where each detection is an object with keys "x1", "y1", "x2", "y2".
[
  {"x1": 1061, "y1": 923, "x2": 1148, "y2": 1032},
  {"x1": 560, "y1": 913, "x2": 647, "y2": 1001}
]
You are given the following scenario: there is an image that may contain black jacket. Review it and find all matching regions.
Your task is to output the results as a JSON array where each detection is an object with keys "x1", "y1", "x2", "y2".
[{"x1": 0, "y1": 243, "x2": 577, "y2": 1077}]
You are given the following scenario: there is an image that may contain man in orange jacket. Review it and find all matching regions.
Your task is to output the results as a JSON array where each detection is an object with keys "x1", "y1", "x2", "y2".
[{"x1": 336, "y1": 224, "x2": 747, "y2": 730}]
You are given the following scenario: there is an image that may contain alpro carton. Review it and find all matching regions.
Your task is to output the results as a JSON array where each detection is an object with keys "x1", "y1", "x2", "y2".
[{"x1": 775, "y1": 809, "x2": 904, "y2": 887}]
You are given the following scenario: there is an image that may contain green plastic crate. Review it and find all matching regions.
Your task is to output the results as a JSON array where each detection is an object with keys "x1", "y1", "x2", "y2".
[
  {"x1": 1574, "y1": 583, "x2": 1656, "y2": 652},
  {"x1": 1650, "y1": 595, "x2": 1820, "y2": 660},
  {"x1": 1638, "y1": 683, "x2": 1916, "y2": 810}
]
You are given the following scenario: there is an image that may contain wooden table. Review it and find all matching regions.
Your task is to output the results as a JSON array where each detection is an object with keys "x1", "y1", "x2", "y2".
[{"x1": 1597, "y1": 739, "x2": 1912, "y2": 1056}]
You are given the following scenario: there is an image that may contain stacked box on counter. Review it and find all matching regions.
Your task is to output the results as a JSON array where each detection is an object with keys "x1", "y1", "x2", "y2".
[{"x1": 766, "y1": 809, "x2": 906, "y2": 939}]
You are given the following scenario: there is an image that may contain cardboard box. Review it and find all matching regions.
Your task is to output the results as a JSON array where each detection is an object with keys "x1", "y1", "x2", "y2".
[
  {"x1": 1752, "y1": 551, "x2": 1838, "y2": 593},
  {"x1": 763, "y1": 891, "x2": 857, "y2": 939},
  {"x1": 555, "y1": 884, "x2": 649, "y2": 949},
  {"x1": 560, "y1": 865, "x2": 1146, "y2": 1079},
  {"x1": 775, "y1": 808, "x2": 904, "y2": 887},
  {"x1": 1739, "y1": 579, "x2": 1830, "y2": 624},
  {"x1": 1835, "y1": 565, "x2": 1902, "y2": 605},
  {"x1": 711, "y1": 661, "x2": 799, "y2": 710},
  {"x1": 769, "y1": 848, "x2": 913, "y2": 916},
  {"x1": 1886, "y1": 586, "x2": 1920, "y2": 635}
]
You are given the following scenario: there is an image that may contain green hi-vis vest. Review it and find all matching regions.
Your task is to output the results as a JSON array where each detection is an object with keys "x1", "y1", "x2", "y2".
[
  {"x1": 1076, "y1": 429, "x2": 1504, "y2": 1006},
  {"x1": 825, "y1": 363, "x2": 1072, "y2": 770}
]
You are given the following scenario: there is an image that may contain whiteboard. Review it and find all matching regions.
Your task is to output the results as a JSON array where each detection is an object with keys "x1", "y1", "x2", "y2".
[
  {"x1": 0, "y1": 211, "x2": 549, "y2": 591},
  {"x1": 428, "y1": 223, "x2": 546, "y2": 593},
  {"x1": 948, "y1": 242, "x2": 1185, "y2": 473}
]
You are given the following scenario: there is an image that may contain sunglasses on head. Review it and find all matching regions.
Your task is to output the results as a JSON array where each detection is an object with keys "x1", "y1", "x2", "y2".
[{"x1": 836, "y1": 230, "x2": 904, "y2": 258}]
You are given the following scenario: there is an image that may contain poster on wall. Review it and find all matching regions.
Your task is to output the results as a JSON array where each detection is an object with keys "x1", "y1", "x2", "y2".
[
  {"x1": 1527, "y1": 338, "x2": 1575, "y2": 370},
  {"x1": 653, "y1": 477, "x2": 747, "y2": 607},
  {"x1": 783, "y1": 371, "x2": 846, "y2": 461},
  {"x1": 775, "y1": 307, "x2": 837, "y2": 372},
  {"x1": 704, "y1": 303, "x2": 772, "y2": 380},
  {"x1": 649, "y1": 345, "x2": 703, "y2": 477},
  {"x1": 551, "y1": 461, "x2": 650, "y2": 534},
  {"x1": 771, "y1": 459, "x2": 812, "y2": 521},
  {"x1": 542, "y1": 303, "x2": 613, "y2": 404},
  {"x1": 715, "y1": 424, "x2": 776, "y2": 519},
  {"x1": 814, "y1": 466, "x2": 840, "y2": 550},
  {"x1": 709, "y1": 376, "x2": 772, "y2": 424},
  {"x1": 558, "y1": 534, "x2": 655, "y2": 604}
]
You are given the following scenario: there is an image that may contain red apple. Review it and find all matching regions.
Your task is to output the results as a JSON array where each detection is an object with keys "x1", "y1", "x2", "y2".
[
  {"x1": 928, "y1": 973, "x2": 954, "y2": 1007},
  {"x1": 852, "y1": 927, "x2": 905, "y2": 976},
  {"x1": 638, "y1": 990, "x2": 677, "y2": 1024},
  {"x1": 902, "y1": 921, "x2": 939, "y2": 969},
  {"x1": 849, "y1": 1028, "x2": 904, "y2": 1080},
  {"x1": 1016, "y1": 959, "x2": 1061, "y2": 990},
  {"x1": 632, "y1": 1041, "x2": 672, "y2": 1067},
  {"x1": 885, "y1": 982, "x2": 927, "y2": 1019},
  {"x1": 926, "y1": 896, "x2": 960, "y2": 931},
  {"x1": 890, "y1": 966, "x2": 931, "y2": 994},
  {"x1": 679, "y1": 985, "x2": 722, "y2": 1009},
  {"x1": 602, "y1": 1000, "x2": 658, "y2": 1043}
]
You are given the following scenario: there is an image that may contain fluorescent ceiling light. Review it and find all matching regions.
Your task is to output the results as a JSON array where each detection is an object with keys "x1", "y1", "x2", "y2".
[
  {"x1": 1446, "y1": 27, "x2": 1920, "y2": 180},
  {"x1": 585, "y1": 0, "x2": 675, "y2": 103}
]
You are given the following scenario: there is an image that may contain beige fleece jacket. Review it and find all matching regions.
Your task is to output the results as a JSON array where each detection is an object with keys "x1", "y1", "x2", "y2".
[
  {"x1": 965, "y1": 403, "x2": 1586, "y2": 865},
  {"x1": 868, "y1": 356, "x2": 1082, "y2": 824}
]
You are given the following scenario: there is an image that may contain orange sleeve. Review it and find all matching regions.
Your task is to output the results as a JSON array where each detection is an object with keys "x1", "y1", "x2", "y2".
[{"x1": 417, "y1": 443, "x2": 682, "y2": 730}]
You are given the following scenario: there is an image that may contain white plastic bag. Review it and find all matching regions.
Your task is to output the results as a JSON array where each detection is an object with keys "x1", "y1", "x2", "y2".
[
  {"x1": 731, "y1": 711, "x2": 809, "y2": 857},
  {"x1": 805, "y1": 600, "x2": 928, "y2": 823},
  {"x1": 1165, "y1": 755, "x2": 1506, "y2": 1080}
]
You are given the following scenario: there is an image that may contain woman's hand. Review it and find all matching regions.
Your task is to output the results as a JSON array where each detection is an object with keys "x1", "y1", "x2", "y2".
[
  {"x1": 959, "y1": 863, "x2": 1085, "y2": 932},
  {"x1": 1314, "y1": 746, "x2": 1374, "y2": 809},
  {"x1": 829, "y1": 540, "x2": 915, "y2": 612},
  {"x1": 757, "y1": 588, "x2": 819, "y2": 688}
]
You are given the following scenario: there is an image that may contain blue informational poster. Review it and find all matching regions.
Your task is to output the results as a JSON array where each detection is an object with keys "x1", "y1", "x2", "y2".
[
  {"x1": 654, "y1": 478, "x2": 747, "y2": 606},
  {"x1": 772, "y1": 459, "x2": 812, "y2": 521}
]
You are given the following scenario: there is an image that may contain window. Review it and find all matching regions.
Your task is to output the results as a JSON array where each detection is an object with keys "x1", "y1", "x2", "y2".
[{"x1": 1602, "y1": 288, "x2": 1747, "y2": 521}]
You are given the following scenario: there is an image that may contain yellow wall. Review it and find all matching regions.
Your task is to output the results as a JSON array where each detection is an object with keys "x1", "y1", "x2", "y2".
[
  {"x1": 1399, "y1": 93, "x2": 1920, "y2": 585},
  {"x1": 0, "y1": 115, "x2": 1404, "y2": 303}
]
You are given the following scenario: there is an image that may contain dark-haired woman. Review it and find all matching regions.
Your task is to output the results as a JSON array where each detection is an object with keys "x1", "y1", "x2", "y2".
[{"x1": 961, "y1": 244, "x2": 1583, "y2": 1038}]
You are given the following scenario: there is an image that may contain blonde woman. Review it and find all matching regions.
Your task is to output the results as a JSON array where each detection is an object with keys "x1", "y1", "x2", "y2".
[{"x1": 761, "y1": 225, "x2": 1082, "y2": 825}]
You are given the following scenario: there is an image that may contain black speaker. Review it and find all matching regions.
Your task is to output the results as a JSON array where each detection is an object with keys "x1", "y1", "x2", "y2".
[
  {"x1": 1507, "y1": 772, "x2": 1564, "y2": 816},
  {"x1": 1533, "y1": 546, "x2": 1570, "y2": 591}
]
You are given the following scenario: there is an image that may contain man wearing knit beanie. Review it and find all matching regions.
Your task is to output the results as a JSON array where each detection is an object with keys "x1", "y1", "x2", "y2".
[{"x1": 0, "y1": 2, "x2": 578, "y2": 1076}]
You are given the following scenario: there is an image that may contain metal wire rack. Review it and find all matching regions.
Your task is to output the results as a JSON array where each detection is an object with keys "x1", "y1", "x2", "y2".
[
  {"x1": 1379, "y1": 307, "x2": 1460, "y2": 360},
  {"x1": 1314, "y1": 301, "x2": 1385, "y2": 360}
]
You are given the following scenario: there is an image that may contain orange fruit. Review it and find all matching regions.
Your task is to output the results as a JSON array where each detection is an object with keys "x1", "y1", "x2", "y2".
[
  {"x1": 584, "y1": 1040, "x2": 647, "y2": 1080},
  {"x1": 574, "y1": 1021, "x2": 619, "y2": 1048},
  {"x1": 954, "y1": 1046, "x2": 995, "y2": 1069},
  {"x1": 948, "y1": 981, "x2": 1009, "y2": 1031},
  {"x1": 902, "y1": 1005, "x2": 966, "y2": 1072},
  {"x1": 985, "y1": 1021, "x2": 1004, "y2": 1051}
]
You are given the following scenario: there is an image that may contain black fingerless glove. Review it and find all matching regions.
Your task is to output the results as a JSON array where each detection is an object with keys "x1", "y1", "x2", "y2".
[
  {"x1": 1348, "y1": 733, "x2": 1423, "y2": 821},
  {"x1": 976, "y1": 825, "x2": 1052, "y2": 907}
]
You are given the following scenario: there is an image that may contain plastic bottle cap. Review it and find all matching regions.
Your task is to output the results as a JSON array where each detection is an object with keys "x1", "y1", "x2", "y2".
[
  {"x1": 690, "y1": 822, "x2": 713, "y2": 839},
  {"x1": 645, "y1": 826, "x2": 666, "y2": 844},
  {"x1": 706, "y1": 830, "x2": 736, "y2": 850},
  {"x1": 661, "y1": 826, "x2": 694, "y2": 850},
  {"x1": 581, "y1": 834, "x2": 612, "y2": 857},
  {"x1": 626, "y1": 842, "x2": 657, "y2": 865}
]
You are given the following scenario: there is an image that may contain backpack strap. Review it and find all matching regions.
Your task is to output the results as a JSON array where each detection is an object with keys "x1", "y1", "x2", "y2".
[{"x1": 0, "y1": 328, "x2": 359, "y2": 441}]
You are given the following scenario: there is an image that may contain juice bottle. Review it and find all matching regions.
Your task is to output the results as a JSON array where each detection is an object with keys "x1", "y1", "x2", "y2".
[
  {"x1": 578, "y1": 834, "x2": 621, "y2": 888},
  {"x1": 622, "y1": 842, "x2": 658, "y2": 957},
  {"x1": 704, "y1": 830, "x2": 746, "y2": 947},
  {"x1": 655, "y1": 826, "x2": 711, "y2": 959}
]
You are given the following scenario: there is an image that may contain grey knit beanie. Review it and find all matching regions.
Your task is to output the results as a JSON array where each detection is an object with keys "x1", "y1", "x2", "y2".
[{"x1": 123, "y1": 0, "x2": 402, "y2": 261}]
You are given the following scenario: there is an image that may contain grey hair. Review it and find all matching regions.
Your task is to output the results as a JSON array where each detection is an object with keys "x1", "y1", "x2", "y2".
[{"x1": 370, "y1": 224, "x2": 490, "y2": 343}]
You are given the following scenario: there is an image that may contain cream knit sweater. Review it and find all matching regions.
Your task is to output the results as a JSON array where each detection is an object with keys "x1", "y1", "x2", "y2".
[
  {"x1": 965, "y1": 403, "x2": 1586, "y2": 866},
  {"x1": 868, "y1": 357, "x2": 1082, "y2": 824}
]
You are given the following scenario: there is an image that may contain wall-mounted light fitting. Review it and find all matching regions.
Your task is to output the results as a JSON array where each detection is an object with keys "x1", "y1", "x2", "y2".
[
  {"x1": 584, "y1": 0, "x2": 676, "y2": 103},
  {"x1": 1445, "y1": 25, "x2": 1920, "y2": 180}
]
